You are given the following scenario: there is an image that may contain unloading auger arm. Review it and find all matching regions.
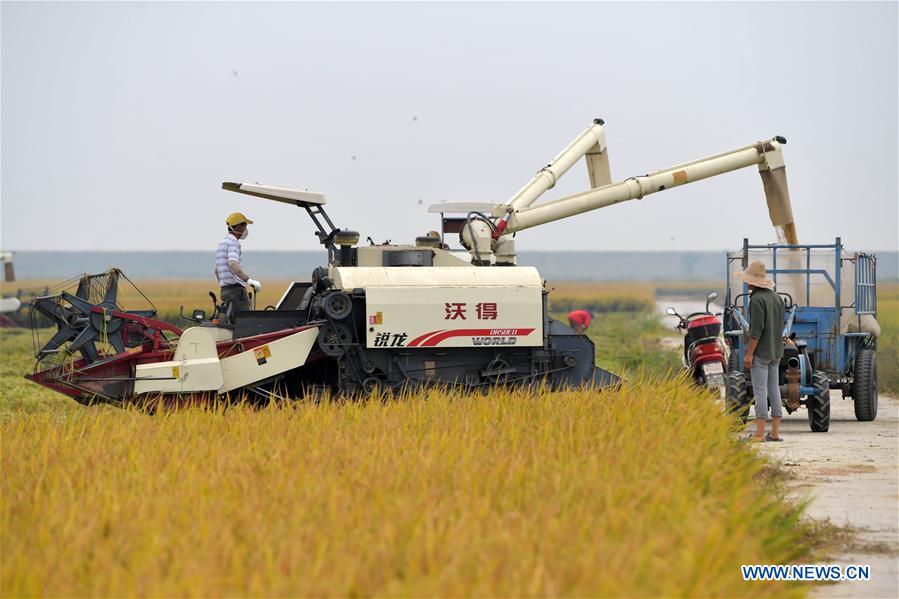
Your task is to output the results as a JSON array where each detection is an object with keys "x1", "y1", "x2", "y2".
[
  {"x1": 462, "y1": 122, "x2": 796, "y2": 264},
  {"x1": 505, "y1": 118, "x2": 612, "y2": 213},
  {"x1": 505, "y1": 136, "x2": 792, "y2": 235}
]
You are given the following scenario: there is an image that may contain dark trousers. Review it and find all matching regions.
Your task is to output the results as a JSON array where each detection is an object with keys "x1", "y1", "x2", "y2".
[{"x1": 220, "y1": 284, "x2": 249, "y2": 320}]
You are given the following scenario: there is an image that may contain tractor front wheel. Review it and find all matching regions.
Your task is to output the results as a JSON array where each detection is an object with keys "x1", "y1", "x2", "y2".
[
  {"x1": 725, "y1": 369, "x2": 751, "y2": 423},
  {"x1": 852, "y1": 349, "x2": 878, "y2": 422},
  {"x1": 806, "y1": 370, "x2": 831, "y2": 432}
]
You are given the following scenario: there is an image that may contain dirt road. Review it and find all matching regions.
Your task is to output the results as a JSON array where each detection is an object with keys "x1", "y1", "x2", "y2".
[
  {"x1": 755, "y1": 393, "x2": 899, "y2": 597},
  {"x1": 651, "y1": 299, "x2": 896, "y2": 594}
]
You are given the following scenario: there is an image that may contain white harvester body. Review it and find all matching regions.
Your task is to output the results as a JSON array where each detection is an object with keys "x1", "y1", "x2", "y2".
[
  {"x1": 135, "y1": 326, "x2": 319, "y2": 395},
  {"x1": 331, "y1": 266, "x2": 544, "y2": 349}
]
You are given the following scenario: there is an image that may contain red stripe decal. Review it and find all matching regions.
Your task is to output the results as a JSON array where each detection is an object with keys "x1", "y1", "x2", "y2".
[
  {"x1": 407, "y1": 330, "x2": 444, "y2": 347},
  {"x1": 420, "y1": 328, "x2": 535, "y2": 347}
]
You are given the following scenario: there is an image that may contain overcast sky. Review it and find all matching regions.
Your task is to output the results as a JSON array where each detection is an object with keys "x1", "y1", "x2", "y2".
[{"x1": 2, "y1": 1, "x2": 896, "y2": 252}]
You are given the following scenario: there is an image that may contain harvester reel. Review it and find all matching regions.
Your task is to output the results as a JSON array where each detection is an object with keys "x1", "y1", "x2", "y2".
[
  {"x1": 32, "y1": 297, "x2": 84, "y2": 358},
  {"x1": 31, "y1": 270, "x2": 157, "y2": 365},
  {"x1": 323, "y1": 292, "x2": 352, "y2": 320}
]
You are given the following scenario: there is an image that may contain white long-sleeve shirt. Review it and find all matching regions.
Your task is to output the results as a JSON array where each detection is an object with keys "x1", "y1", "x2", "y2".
[{"x1": 214, "y1": 235, "x2": 244, "y2": 287}]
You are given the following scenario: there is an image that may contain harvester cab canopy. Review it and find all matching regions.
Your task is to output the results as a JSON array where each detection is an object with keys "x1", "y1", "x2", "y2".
[
  {"x1": 222, "y1": 182, "x2": 359, "y2": 257},
  {"x1": 222, "y1": 182, "x2": 325, "y2": 207}
]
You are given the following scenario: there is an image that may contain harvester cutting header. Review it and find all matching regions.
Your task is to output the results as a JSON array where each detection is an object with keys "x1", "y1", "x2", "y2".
[{"x1": 27, "y1": 119, "x2": 799, "y2": 406}]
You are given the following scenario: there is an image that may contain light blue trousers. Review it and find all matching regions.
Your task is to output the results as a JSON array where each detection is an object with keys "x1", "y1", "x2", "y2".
[{"x1": 751, "y1": 358, "x2": 783, "y2": 420}]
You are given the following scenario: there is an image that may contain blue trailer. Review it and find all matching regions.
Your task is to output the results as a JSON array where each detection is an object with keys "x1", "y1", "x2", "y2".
[{"x1": 723, "y1": 238, "x2": 878, "y2": 432}]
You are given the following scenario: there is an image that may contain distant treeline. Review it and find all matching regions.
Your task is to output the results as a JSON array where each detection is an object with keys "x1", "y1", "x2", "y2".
[
  {"x1": 6, "y1": 250, "x2": 898, "y2": 282},
  {"x1": 547, "y1": 295, "x2": 653, "y2": 314}
]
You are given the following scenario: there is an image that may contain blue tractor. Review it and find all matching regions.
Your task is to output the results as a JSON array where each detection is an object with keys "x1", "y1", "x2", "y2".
[{"x1": 723, "y1": 238, "x2": 878, "y2": 432}]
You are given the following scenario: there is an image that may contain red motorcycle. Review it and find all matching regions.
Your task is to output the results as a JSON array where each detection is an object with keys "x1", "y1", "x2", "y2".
[{"x1": 665, "y1": 291, "x2": 727, "y2": 390}]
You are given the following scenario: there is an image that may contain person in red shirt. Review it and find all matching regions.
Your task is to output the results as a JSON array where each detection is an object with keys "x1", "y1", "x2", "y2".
[{"x1": 567, "y1": 309, "x2": 593, "y2": 335}]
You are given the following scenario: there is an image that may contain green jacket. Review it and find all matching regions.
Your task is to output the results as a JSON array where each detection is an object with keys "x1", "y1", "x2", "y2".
[{"x1": 749, "y1": 288, "x2": 785, "y2": 362}]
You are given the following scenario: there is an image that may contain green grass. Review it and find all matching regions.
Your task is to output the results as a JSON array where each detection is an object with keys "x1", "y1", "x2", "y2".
[
  {"x1": 0, "y1": 328, "x2": 82, "y2": 418},
  {"x1": 876, "y1": 289, "x2": 898, "y2": 394},
  {"x1": 551, "y1": 310, "x2": 681, "y2": 379},
  {"x1": 593, "y1": 311, "x2": 682, "y2": 378}
]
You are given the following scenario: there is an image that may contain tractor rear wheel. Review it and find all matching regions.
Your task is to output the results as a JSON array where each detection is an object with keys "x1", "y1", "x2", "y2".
[
  {"x1": 725, "y1": 369, "x2": 751, "y2": 423},
  {"x1": 852, "y1": 349, "x2": 878, "y2": 422},
  {"x1": 727, "y1": 346, "x2": 740, "y2": 373},
  {"x1": 806, "y1": 370, "x2": 831, "y2": 432}
]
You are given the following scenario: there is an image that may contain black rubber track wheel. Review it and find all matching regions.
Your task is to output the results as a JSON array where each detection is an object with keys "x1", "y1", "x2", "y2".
[
  {"x1": 361, "y1": 377, "x2": 382, "y2": 394},
  {"x1": 852, "y1": 349, "x2": 878, "y2": 422},
  {"x1": 725, "y1": 369, "x2": 751, "y2": 424},
  {"x1": 806, "y1": 370, "x2": 831, "y2": 432}
]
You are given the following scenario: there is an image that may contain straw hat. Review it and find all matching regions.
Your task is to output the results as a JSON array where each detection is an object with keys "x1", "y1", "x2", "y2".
[{"x1": 737, "y1": 261, "x2": 775, "y2": 289}]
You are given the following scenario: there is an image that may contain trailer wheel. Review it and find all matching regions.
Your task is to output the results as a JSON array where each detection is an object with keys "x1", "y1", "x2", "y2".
[
  {"x1": 852, "y1": 349, "x2": 878, "y2": 421},
  {"x1": 725, "y1": 369, "x2": 751, "y2": 423},
  {"x1": 806, "y1": 370, "x2": 831, "y2": 432}
]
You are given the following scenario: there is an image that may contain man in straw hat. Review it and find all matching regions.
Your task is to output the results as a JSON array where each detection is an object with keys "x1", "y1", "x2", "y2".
[{"x1": 739, "y1": 261, "x2": 785, "y2": 442}]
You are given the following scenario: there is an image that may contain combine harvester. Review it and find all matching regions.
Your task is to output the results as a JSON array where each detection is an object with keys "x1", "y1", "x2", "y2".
[
  {"x1": 27, "y1": 119, "x2": 798, "y2": 406},
  {"x1": 0, "y1": 252, "x2": 22, "y2": 328}
]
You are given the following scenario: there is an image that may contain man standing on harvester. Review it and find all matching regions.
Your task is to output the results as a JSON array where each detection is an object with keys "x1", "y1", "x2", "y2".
[
  {"x1": 215, "y1": 212, "x2": 262, "y2": 316},
  {"x1": 740, "y1": 261, "x2": 785, "y2": 442}
]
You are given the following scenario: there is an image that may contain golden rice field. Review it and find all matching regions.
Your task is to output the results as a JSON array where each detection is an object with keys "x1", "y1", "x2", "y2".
[
  {"x1": 3, "y1": 379, "x2": 822, "y2": 597},
  {"x1": 2, "y1": 279, "x2": 896, "y2": 596}
]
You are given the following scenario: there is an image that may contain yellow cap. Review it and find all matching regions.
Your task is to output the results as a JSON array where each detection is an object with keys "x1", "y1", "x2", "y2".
[{"x1": 226, "y1": 212, "x2": 254, "y2": 228}]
